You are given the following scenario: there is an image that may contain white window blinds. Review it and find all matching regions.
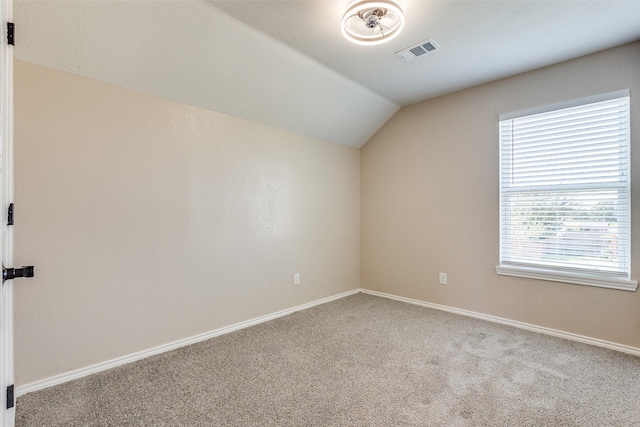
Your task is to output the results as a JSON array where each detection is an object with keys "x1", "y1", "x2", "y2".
[{"x1": 498, "y1": 94, "x2": 635, "y2": 290}]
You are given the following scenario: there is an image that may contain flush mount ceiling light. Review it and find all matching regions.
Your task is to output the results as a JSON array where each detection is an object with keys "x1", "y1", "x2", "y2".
[{"x1": 341, "y1": 0, "x2": 405, "y2": 45}]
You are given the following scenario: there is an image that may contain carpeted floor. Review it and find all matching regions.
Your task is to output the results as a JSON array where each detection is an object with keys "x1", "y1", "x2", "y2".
[{"x1": 15, "y1": 293, "x2": 640, "y2": 426}]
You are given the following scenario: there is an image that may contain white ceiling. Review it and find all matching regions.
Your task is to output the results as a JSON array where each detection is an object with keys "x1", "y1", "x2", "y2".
[
  {"x1": 210, "y1": 0, "x2": 640, "y2": 106},
  {"x1": 14, "y1": 1, "x2": 640, "y2": 148}
]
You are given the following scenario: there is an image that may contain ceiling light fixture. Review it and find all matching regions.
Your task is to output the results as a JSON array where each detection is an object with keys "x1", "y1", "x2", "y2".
[{"x1": 341, "y1": 0, "x2": 405, "y2": 46}]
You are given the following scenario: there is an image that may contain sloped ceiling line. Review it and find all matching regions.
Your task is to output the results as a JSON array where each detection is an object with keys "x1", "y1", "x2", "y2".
[
  {"x1": 14, "y1": 0, "x2": 640, "y2": 148},
  {"x1": 15, "y1": 0, "x2": 399, "y2": 148}
]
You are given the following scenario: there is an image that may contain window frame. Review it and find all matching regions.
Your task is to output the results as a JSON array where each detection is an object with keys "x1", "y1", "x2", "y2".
[{"x1": 496, "y1": 90, "x2": 637, "y2": 292}]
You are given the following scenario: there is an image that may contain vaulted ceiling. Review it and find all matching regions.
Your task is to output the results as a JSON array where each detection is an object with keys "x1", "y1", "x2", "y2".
[{"x1": 14, "y1": 1, "x2": 640, "y2": 148}]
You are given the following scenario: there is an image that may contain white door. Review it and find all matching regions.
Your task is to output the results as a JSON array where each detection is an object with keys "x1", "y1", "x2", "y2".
[{"x1": 0, "y1": 0, "x2": 14, "y2": 426}]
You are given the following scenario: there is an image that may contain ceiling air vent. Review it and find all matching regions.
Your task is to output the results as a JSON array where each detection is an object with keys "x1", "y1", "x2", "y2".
[{"x1": 396, "y1": 38, "x2": 440, "y2": 62}]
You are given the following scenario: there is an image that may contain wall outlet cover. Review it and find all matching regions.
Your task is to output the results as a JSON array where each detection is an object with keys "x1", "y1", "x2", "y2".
[{"x1": 439, "y1": 273, "x2": 447, "y2": 285}]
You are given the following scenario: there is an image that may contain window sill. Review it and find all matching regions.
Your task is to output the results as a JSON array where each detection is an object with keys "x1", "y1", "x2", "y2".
[{"x1": 495, "y1": 265, "x2": 638, "y2": 292}]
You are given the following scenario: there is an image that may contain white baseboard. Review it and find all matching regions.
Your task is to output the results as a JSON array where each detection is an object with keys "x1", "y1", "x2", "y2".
[
  {"x1": 16, "y1": 289, "x2": 360, "y2": 397},
  {"x1": 18, "y1": 287, "x2": 639, "y2": 397},
  {"x1": 360, "y1": 289, "x2": 640, "y2": 357}
]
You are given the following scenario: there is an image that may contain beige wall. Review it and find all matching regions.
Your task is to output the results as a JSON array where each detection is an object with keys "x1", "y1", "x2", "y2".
[
  {"x1": 361, "y1": 42, "x2": 640, "y2": 348},
  {"x1": 14, "y1": 61, "x2": 360, "y2": 386},
  {"x1": 14, "y1": 41, "x2": 640, "y2": 388}
]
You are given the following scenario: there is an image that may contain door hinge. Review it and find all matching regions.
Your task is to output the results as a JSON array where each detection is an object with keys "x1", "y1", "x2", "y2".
[
  {"x1": 6, "y1": 385, "x2": 13, "y2": 409},
  {"x1": 7, "y1": 22, "x2": 14, "y2": 46},
  {"x1": 3, "y1": 266, "x2": 34, "y2": 283},
  {"x1": 7, "y1": 203, "x2": 13, "y2": 226}
]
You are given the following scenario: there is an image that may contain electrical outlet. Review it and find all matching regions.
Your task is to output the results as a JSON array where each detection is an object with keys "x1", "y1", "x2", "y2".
[
  {"x1": 294, "y1": 273, "x2": 300, "y2": 285},
  {"x1": 439, "y1": 273, "x2": 447, "y2": 285}
]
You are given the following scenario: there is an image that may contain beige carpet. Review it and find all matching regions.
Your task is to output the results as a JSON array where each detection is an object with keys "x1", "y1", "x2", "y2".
[{"x1": 16, "y1": 293, "x2": 640, "y2": 426}]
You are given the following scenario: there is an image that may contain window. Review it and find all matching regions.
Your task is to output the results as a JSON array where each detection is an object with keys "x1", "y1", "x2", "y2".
[{"x1": 497, "y1": 91, "x2": 637, "y2": 291}]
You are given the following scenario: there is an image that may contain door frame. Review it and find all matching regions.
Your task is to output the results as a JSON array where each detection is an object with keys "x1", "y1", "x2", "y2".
[{"x1": 0, "y1": 0, "x2": 15, "y2": 425}]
